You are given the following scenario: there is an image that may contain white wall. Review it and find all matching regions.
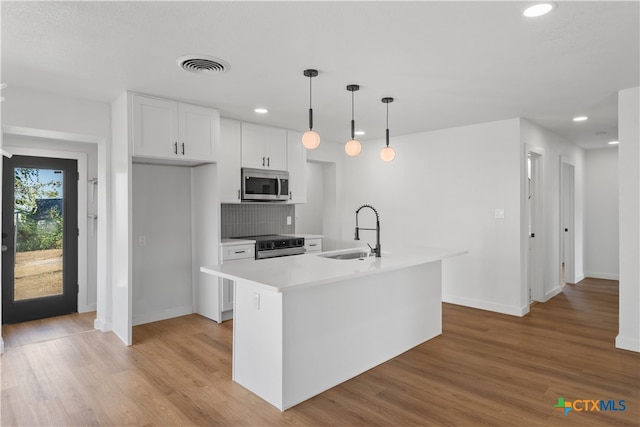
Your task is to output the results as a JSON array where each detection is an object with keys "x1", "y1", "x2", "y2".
[
  {"x1": 110, "y1": 92, "x2": 131, "y2": 344},
  {"x1": 305, "y1": 139, "x2": 344, "y2": 251},
  {"x1": 1, "y1": 86, "x2": 111, "y2": 351},
  {"x1": 132, "y1": 163, "x2": 193, "y2": 326},
  {"x1": 295, "y1": 162, "x2": 324, "y2": 235},
  {"x1": 520, "y1": 119, "x2": 586, "y2": 293},
  {"x1": 617, "y1": 86, "x2": 639, "y2": 353},
  {"x1": 585, "y1": 148, "x2": 619, "y2": 279},
  {"x1": 339, "y1": 118, "x2": 525, "y2": 315},
  {"x1": 2, "y1": 86, "x2": 110, "y2": 138}
]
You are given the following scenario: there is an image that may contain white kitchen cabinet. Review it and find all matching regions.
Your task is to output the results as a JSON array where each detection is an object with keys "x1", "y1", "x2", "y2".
[
  {"x1": 287, "y1": 130, "x2": 307, "y2": 203},
  {"x1": 304, "y1": 238, "x2": 322, "y2": 253},
  {"x1": 241, "y1": 122, "x2": 287, "y2": 170},
  {"x1": 219, "y1": 242, "x2": 255, "y2": 321},
  {"x1": 131, "y1": 93, "x2": 219, "y2": 164},
  {"x1": 219, "y1": 118, "x2": 242, "y2": 203}
]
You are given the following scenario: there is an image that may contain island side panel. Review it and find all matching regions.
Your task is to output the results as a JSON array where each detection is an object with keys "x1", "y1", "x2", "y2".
[
  {"x1": 281, "y1": 261, "x2": 442, "y2": 410},
  {"x1": 233, "y1": 279, "x2": 284, "y2": 410}
]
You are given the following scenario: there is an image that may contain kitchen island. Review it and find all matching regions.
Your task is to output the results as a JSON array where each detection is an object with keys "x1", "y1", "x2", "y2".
[{"x1": 201, "y1": 246, "x2": 466, "y2": 411}]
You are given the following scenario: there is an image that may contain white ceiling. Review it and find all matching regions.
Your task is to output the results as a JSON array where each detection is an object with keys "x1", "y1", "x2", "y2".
[{"x1": 2, "y1": 1, "x2": 638, "y2": 150}]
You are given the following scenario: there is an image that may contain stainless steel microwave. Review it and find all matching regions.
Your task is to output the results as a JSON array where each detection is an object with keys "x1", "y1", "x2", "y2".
[{"x1": 241, "y1": 168, "x2": 290, "y2": 201}]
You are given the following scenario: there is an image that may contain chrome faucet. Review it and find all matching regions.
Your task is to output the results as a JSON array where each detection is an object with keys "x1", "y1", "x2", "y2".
[{"x1": 354, "y1": 204, "x2": 381, "y2": 257}]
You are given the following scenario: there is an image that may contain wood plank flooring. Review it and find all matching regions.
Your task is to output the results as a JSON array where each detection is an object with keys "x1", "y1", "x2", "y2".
[{"x1": 2, "y1": 278, "x2": 638, "y2": 426}]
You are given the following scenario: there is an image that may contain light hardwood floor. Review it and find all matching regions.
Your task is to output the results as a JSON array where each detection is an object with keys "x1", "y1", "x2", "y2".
[{"x1": 1, "y1": 278, "x2": 638, "y2": 426}]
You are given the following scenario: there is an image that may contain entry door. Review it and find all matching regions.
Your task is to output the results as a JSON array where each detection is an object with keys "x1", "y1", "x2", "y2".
[{"x1": 2, "y1": 155, "x2": 78, "y2": 324}]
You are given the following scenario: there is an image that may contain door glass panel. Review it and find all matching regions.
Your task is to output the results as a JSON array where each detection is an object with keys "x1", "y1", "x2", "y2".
[{"x1": 13, "y1": 167, "x2": 64, "y2": 301}]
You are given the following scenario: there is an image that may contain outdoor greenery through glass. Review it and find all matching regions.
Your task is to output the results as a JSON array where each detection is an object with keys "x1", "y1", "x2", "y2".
[{"x1": 13, "y1": 167, "x2": 64, "y2": 301}]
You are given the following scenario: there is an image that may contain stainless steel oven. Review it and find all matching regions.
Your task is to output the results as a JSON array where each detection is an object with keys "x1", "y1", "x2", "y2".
[{"x1": 235, "y1": 235, "x2": 305, "y2": 259}]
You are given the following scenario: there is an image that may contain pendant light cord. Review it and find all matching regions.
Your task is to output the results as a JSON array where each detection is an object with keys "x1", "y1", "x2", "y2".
[
  {"x1": 308, "y1": 75, "x2": 313, "y2": 130},
  {"x1": 351, "y1": 90, "x2": 355, "y2": 139},
  {"x1": 385, "y1": 102, "x2": 390, "y2": 147}
]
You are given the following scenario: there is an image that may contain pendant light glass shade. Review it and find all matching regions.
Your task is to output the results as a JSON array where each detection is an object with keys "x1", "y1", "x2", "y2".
[
  {"x1": 380, "y1": 97, "x2": 395, "y2": 162},
  {"x1": 380, "y1": 146, "x2": 396, "y2": 162},
  {"x1": 345, "y1": 139, "x2": 362, "y2": 156},
  {"x1": 302, "y1": 130, "x2": 321, "y2": 149},
  {"x1": 302, "y1": 69, "x2": 320, "y2": 150},
  {"x1": 345, "y1": 84, "x2": 361, "y2": 157}
]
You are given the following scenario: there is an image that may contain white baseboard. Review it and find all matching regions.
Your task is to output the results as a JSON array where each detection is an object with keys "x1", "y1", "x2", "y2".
[
  {"x1": 79, "y1": 303, "x2": 97, "y2": 314},
  {"x1": 94, "y1": 318, "x2": 112, "y2": 332},
  {"x1": 584, "y1": 272, "x2": 620, "y2": 281},
  {"x1": 132, "y1": 305, "x2": 193, "y2": 326},
  {"x1": 443, "y1": 294, "x2": 525, "y2": 317},
  {"x1": 543, "y1": 286, "x2": 563, "y2": 302},
  {"x1": 616, "y1": 334, "x2": 640, "y2": 353}
]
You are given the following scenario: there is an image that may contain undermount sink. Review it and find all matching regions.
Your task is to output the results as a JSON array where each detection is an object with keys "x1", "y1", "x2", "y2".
[{"x1": 319, "y1": 251, "x2": 377, "y2": 260}]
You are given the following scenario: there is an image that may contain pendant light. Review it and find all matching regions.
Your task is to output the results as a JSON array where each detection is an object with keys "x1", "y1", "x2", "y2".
[
  {"x1": 301, "y1": 69, "x2": 321, "y2": 149},
  {"x1": 380, "y1": 97, "x2": 396, "y2": 162},
  {"x1": 344, "y1": 84, "x2": 362, "y2": 156}
]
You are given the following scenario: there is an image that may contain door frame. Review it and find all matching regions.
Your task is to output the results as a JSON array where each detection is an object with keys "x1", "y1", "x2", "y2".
[
  {"x1": 560, "y1": 157, "x2": 576, "y2": 284},
  {"x1": 525, "y1": 145, "x2": 545, "y2": 304},
  {"x1": 2, "y1": 146, "x2": 88, "y2": 313}
]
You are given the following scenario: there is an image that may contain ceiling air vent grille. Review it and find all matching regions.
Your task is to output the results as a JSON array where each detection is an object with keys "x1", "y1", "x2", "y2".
[{"x1": 177, "y1": 55, "x2": 230, "y2": 74}]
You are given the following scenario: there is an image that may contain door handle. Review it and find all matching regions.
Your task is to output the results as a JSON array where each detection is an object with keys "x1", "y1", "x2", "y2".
[{"x1": 2, "y1": 245, "x2": 8, "y2": 252}]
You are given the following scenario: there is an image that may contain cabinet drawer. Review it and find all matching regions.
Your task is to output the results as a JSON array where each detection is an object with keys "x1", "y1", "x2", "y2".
[
  {"x1": 304, "y1": 238, "x2": 322, "y2": 253},
  {"x1": 222, "y1": 244, "x2": 255, "y2": 261}
]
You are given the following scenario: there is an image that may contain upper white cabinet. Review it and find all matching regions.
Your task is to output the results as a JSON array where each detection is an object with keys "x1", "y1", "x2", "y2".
[
  {"x1": 241, "y1": 122, "x2": 287, "y2": 170},
  {"x1": 131, "y1": 93, "x2": 219, "y2": 164},
  {"x1": 219, "y1": 118, "x2": 242, "y2": 203},
  {"x1": 287, "y1": 130, "x2": 307, "y2": 203}
]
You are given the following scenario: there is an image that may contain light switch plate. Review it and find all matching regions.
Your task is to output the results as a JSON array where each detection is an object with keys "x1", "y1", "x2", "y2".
[{"x1": 287, "y1": 216, "x2": 292, "y2": 225}]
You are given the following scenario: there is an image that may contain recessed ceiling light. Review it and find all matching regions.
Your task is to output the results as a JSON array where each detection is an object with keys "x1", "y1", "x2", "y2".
[
  {"x1": 354, "y1": 131, "x2": 365, "y2": 136},
  {"x1": 254, "y1": 108, "x2": 268, "y2": 114},
  {"x1": 573, "y1": 116, "x2": 588, "y2": 122},
  {"x1": 608, "y1": 140, "x2": 619, "y2": 145},
  {"x1": 523, "y1": 3, "x2": 554, "y2": 18}
]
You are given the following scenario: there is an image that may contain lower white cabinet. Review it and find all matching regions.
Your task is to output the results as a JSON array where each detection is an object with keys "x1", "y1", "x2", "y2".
[{"x1": 219, "y1": 242, "x2": 255, "y2": 322}]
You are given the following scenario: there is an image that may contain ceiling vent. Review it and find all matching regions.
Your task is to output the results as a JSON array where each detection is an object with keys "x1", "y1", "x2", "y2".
[{"x1": 176, "y1": 55, "x2": 230, "y2": 74}]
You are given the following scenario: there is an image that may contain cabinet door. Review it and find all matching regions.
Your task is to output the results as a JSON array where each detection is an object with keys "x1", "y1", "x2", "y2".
[
  {"x1": 219, "y1": 118, "x2": 242, "y2": 203},
  {"x1": 263, "y1": 127, "x2": 288, "y2": 170},
  {"x1": 241, "y1": 122, "x2": 287, "y2": 170},
  {"x1": 287, "y1": 130, "x2": 307, "y2": 203},
  {"x1": 178, "y1": 103, "x2": 218, "y2": 162},
  {"x1": 131, "y1": 94, "x2": 179, "y2": 158}
]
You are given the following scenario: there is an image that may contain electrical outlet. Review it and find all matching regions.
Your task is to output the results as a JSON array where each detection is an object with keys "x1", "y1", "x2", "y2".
[
  {"x1": 138, "y1": 235, "x2": 146, "y2": 246},
  {"x1": 287, "y1": 216, "x2": 292, "y2": 225},
  {"x1": 495, "y1": 209, "x2": 505, "y2": 219}
]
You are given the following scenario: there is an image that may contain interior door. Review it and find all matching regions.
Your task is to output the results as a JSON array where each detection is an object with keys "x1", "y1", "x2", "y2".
[{"x1": 2, "y1": 155, "x2": 78, "y2": 324}]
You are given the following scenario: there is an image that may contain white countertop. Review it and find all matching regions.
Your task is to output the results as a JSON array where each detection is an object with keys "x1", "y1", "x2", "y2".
[
  {"x1": 221, "y1": 238, "x2": 256, "y2": 246},
  {"x1": 201, "y1": 246, "x2": 466, "y2": 293},
  {"x1": 220, "y1": 235, "x2": 322, "y2": 247}
]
